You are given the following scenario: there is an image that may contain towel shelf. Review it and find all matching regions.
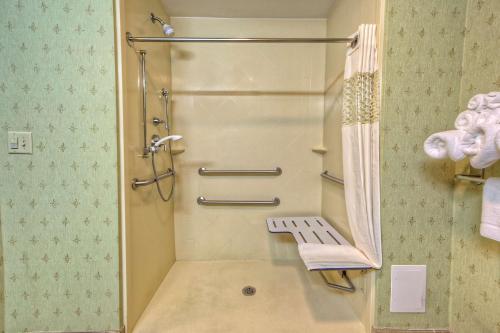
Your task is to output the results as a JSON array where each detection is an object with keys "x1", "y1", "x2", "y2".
[
  {"x1": 321, "y1": 171, "x2": 344, "y2": 185},
  {"x1": 198, "y1": 196, "x2": 280, "y2": 206},
  {"x1": 198, "y1": 167, "x2": 282, "y2": 176}
]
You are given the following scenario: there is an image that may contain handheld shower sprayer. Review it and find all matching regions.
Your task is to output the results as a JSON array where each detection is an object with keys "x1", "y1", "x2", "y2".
[
  {"x1": 150, "y1": 13, "x2": 174, "y2": 36},
  {"x1": 151, "y1": 135, "x2": 183, "y2": 153}
]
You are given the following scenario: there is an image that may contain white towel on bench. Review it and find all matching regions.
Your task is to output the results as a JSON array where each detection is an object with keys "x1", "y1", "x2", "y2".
[{"x1": 298, "y1": 244, "x2": 373, "y2": 270}]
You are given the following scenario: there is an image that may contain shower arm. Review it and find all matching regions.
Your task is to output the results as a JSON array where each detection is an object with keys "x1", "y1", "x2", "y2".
[{"x1": 150, "y1": 13, "x2": 167, "y2": 26}]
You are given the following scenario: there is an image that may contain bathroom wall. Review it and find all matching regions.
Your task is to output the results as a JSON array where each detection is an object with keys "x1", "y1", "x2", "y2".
[
  {"x1": 170, "y1": 17, "x2": 325, "y2": 261},
  {"x1": 0, "y1": 1, "x2": 120, "y2": 332},
  {"x1": 449, "y1": 1, "x2": 500, "y2": 332},
  {"x1": 322, "y1": 0, "x2": 380, "y2": 331},
  {"x1": 376, "y1": 0, "x2": 467, "y2": 329},
  {"x1": 120, "y1": 0, "x2": 176, "y2": 331}
]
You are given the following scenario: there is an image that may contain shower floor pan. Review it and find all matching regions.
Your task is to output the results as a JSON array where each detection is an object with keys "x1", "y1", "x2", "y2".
[{"x1": 133, "y1": 260, "x2": 365, "y2": 333}]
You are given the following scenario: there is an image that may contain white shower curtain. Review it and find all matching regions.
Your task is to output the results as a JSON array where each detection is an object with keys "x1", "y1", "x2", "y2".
[{"x1": 342, "y1": 24, "x2": 382, "y2": 268}]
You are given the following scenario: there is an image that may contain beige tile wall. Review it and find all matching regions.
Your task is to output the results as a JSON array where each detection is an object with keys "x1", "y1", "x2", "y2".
[
  {"x1": 170, "y1": 17, "x2": 326, "y2": 260},
  {"x1": 120, "y1": 0, "x2": 176, "y2": 330}
]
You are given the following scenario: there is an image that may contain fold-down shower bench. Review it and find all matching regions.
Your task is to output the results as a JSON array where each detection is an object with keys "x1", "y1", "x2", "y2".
[{"x1": 266, "y1": 216, "x2": 371, "y2": 293}]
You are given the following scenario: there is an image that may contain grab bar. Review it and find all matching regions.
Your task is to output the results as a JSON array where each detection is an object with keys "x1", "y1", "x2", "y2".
[
  {"x1": 132, "y1": 168, "x2": 175, "y2": 189},
  {"x1": 197, "y1": 196, "x2": 280, "y2": 206},
  {"x1": 321, "y1": 171, "x2": 344, "y2": 185},
  {"x1": 198, "y1": 167, "x2": 282, "y2": 176}
]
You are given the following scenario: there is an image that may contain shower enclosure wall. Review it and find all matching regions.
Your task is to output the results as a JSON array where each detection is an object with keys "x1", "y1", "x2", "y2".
[
  {"x1": 120, "y1": 0, "x2": 176, "y2": 329},
  {"x1": 171, "y1": 16, "x2": 325, "y2": 261}
]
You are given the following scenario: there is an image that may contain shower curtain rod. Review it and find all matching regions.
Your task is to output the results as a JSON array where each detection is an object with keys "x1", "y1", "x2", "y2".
[{"x1": 126, "y1": 32, "x2": 356, "y2": 44}]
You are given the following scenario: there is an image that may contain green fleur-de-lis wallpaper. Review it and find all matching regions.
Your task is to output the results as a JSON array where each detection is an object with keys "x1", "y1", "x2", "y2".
[
  {"x1": 377, "y1": 0, "x2": 467, "y2": 329},
  {"x1": 450, "y1": 1, "x2": 500, "y2": 332},
  {"x1": 378, "y1": 0, "x2": 500, "y2": 331},
  {"x1": 0, "y1": 1, "x2": 120, "y2": 332}
]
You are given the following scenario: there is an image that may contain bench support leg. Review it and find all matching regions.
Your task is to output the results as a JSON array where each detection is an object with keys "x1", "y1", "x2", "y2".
[{"x1": 319, "y1": 270, "x2": 356, "y2": 293}]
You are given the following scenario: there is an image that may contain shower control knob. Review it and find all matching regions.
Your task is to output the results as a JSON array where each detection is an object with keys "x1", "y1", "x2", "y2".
[{"x1": 153, "y1": 117, "x2": 165, "y2": 126}]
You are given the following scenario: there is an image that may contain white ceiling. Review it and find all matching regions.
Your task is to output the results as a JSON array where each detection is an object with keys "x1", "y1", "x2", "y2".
[{"x1": 161, "y1": 0, "x2": 336, "y2": 18}]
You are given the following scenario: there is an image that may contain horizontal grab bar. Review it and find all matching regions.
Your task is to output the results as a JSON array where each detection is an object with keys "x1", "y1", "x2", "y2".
[
  {"x1": 132, "y1": 168, "x2": 175, "y2": 189},
  {"x1": 197, "y1": 196, "x2": 280, "y2": 206},
  {"x1": 198, "y1": 167, "x2": 282, "y2": 176},
  {"x1": 321, "y1": 171, "x2": 344, "y2": 185}
]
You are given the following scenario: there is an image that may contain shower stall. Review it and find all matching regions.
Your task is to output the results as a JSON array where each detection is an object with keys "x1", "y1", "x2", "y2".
[{"x1": 119, "y1": 1, "x2": 381, "y2": 332}]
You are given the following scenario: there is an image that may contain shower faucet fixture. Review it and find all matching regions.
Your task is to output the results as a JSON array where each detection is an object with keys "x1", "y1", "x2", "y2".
[
  {"x1": 150, "y1": 13, "x2": 174, "y2": 36},
  {"x1": 153, "y1": 117, "x2": 165, "y2": 126},
  {"x1": 150, "y1": 134, "x2": 183, "y2": 153}
]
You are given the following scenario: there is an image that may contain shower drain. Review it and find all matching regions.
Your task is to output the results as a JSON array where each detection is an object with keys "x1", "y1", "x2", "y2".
[{"x1": 242, "y1": 286, "x2": 256, "y2": 296}]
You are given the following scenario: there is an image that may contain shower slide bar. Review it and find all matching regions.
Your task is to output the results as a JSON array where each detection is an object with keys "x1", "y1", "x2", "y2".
[
  {"x1": 321, "y1": 171, "x2": 344, "y2": 185},
  {"x1": 197, "y1": 196, "x2": 280, "y2": 206},
  {"x1": 126, "y1": 33, "x2": 357, "y2": 45},
  {"x1": 139, "y1": 50, "x2": 149, "y2": 157},
  {"x1": 132, "y1": 168, "x2": 175, "y2": 189},
  {"x1": 198, "y1": 167, "x2": 282, "y2": 176}
]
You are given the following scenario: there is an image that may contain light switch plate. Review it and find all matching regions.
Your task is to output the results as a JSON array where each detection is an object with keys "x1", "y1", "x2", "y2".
[
  {"x1": 7, "y1": 131, "x2": 32, "y2": 154},
  {"x1": 390, "y1": 265, "x2": 426, "y2": 313}
]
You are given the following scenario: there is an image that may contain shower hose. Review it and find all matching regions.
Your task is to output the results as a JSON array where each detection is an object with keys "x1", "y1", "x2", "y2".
[{"x1": 152, "y1": 90, "x2": 175, "y2": 202}]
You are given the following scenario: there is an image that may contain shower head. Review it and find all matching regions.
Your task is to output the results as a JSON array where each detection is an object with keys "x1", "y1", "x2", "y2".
[{"x1": 150, "y1": 13, "x2": 174, "y2": 36}]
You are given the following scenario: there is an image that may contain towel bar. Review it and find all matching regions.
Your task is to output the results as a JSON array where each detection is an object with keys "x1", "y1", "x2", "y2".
[
  {"x1": 198, "y1": 167, "x2": 282, "y2": 176},
  {"x1": 455, "y1": 169, "x2": 486, "y2": 185},
  {"x1": 455, "y1": 174, "x2": 486, "y2": 184},
  {"x1": 197, "y1": 196, "x2": 280, "y2": 206}
]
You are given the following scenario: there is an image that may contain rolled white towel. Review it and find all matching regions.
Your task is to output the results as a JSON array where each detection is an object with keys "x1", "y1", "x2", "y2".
[
  {"x1": 486, "y1": 91, "x2": 500, "y2": 104},
  {"x1": 470, "y1": 124, "x2": 500, "y2": 169},
  {"x1": 475, "y1": 111, "x2": 499, "y2": 127},
  {"x1": 481, "y1": 178, "x2": 500, "y2": 242},
  {"x1": 495, "y1": 130, "x2": 500, "y2": 153},
  {"x1": 487, "y1": 103, "x2": 500, "y2": 111},
  {"x1": 460, "y1": 131, "x2": 482, "y2": 156},
  {"x1": 455, "y1": 111, "x2": 479, "y2": 131},
  {"x1": 298, "y1": 244, "x2": 374, "y2": 270},
  {"x1": 424, "y1": 130, "x2": 466, "y2": 161},
  {"x1": 468, "y1": 94, "x2": 489, "y2": 112}
]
